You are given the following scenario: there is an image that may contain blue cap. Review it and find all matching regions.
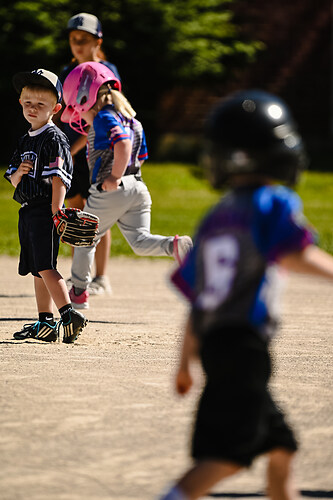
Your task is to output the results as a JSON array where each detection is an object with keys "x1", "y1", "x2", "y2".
[
  {"x1": 13, "y1": 69, "x2": 63, "y2": 103},
  {"x1": 67, "y1": 13, "x2": 103, "y2": 38}
]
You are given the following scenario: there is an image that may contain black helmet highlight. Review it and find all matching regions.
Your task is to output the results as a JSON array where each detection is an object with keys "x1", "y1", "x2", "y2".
[{"x1": 205, "y1": 89, "x2": 307, "y2": 187}]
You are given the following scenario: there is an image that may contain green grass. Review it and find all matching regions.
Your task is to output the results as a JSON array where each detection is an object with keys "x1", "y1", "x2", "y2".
[
  {"x1": 1, "y1": 164, "x2": 333, "y2": 256},
  {"x1": 0, "y1": 163, "x2": 220, "y2": 258},
  {"x1": 297, "y1": 171, "x2": 333, "y2": 254}
]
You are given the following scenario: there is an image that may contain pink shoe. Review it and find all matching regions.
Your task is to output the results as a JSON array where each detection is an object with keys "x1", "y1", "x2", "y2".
[
  {"x1": 69, "y1": 286, "x2": 89, "y2": 310},
  {"x1": 172, "y1": 235, "x2": 193, "y2": 265}
]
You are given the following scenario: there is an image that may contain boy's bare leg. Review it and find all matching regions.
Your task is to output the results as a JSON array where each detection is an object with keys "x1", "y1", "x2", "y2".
[
  {"x1": 176, "y1": 460, "x2": 242, "y2": 500},
  {"x1": 267, "y1": 449, "x2": 299, "y2": 500},
  {"x1": 39, "y1": 269, "x2": 70, "y2": 310},
  {"x1": 34, "y1": 276, "x2": 53, "y2": 313},
  {"x1": 95, "y1": 229, "x2": 111, "y2": 276},
  {"x1": 66, "y1": 194, "x2": 85, "y2": 211}
]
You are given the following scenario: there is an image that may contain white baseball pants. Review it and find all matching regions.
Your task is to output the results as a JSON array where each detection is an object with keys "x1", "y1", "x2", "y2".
[{"x1": 71, "y1": 175, "x2": 174, "y2": 289}]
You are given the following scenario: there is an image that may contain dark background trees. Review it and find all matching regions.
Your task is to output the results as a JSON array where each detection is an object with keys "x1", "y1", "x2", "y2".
[
  {"x1": 0, "y1": 0, "x2": 263, "y2": 162},
  {"x1": 0, "y1": 0, "x2": 331, "y2": 165},
  {"x1": 156, "y1": 0, "x2": 332, "y2": 164}
]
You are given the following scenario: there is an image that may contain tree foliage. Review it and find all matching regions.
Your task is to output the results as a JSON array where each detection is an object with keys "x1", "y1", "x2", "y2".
[{"x1": 1, "y1": 0, "x2": 263, "y2": 160}]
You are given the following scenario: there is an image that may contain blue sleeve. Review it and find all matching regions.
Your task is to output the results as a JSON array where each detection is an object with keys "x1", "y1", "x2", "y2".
[
  {"x1": 252, "y1": 185, "x2": 316, "y2": 261},
  {"x1": 94, "y1": 110, "x2": 130, "y2": 150},
  {"x1": 138, "y1": 129, "x2": 148, "y2": 162}
]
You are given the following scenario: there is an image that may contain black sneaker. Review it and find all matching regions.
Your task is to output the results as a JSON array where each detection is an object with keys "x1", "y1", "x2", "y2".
[
  {"x1": 61, "y1": 309, "x2": 88, "y2": 344},
  {"x1": 13, "y1": 321, "x2": 58, "y2": 342}
]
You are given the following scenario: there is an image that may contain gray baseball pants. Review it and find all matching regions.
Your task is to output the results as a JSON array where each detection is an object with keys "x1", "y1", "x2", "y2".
[{"x1": 71, "y1": 175, "x2": 174, "y2": 289}]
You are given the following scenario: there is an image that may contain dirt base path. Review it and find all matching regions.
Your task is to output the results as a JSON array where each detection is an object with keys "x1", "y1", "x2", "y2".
[{"x1": 0, "y1": 256, "x2": 332, "y2": 500}]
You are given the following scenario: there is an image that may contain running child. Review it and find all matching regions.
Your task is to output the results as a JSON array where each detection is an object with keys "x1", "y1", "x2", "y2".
[
  {"x1": 158, "y1": 89, "x2": 333, "y2": 500},
  {"x1": 58, "y1": 13, "x2": 121, "y2": 295},
  {"x1": 61, "y1": 61, "x2": 192, "y2": 309},
  {"x1": 5, "y1": 69, "x2": 87, "y2": 343}
]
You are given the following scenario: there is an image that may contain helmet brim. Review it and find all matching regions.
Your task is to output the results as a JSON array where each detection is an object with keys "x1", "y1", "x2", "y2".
[{"x1": 13, "y1": 71, "x2": 63, "y2": 103}]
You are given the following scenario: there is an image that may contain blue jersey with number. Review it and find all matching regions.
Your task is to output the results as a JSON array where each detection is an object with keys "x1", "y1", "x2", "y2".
[{"x1": 172, "y1": 184, "x2": 316, "y2": 340}]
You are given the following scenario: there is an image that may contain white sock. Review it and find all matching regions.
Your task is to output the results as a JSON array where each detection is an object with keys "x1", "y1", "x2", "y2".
[{"x1": 159, "y1": 485, "x2": 188, "y2": 500}]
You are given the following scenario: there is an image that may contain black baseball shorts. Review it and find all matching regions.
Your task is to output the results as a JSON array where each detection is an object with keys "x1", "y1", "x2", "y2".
[
  {"x1": 18, "y1": 203, "x2": 60, "y2": 277},
  {"x1": 191, "y1": 327, "x2": 298, "y2": 467},
  {"x1": 66, "y1": 149, "x2": 90, "y2": 200}
]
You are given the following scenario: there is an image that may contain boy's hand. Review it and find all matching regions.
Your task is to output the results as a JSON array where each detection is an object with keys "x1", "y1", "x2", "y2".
[
  {"x1": 176, "y1": 368, "x2": 193, "y2": 395},
  {"x1": 10, "y1": 160, "x2": 34, "y2": 187},
  {"x1": 17, "y1": 160, "x2": 33, "y2": 176},
  {"x1": 52, "y1": 208, "x2": 70, "y2": 233}
]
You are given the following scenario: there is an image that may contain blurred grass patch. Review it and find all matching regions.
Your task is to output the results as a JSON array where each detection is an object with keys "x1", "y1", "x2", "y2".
[
  {"x1": 297, "y1": 171, "x2": 333, "y2": 254},
  {"x1": 0, "y1": 163, "x2": 220, "y2": 258},
  {"x1": 1, "y1": 164, "x2": 333, "y2": 257}
]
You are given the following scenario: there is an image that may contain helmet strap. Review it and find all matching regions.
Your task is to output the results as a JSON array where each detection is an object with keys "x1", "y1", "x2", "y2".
[{"x1": 69, "y1": 109, "x2": 88, "y2": 136}]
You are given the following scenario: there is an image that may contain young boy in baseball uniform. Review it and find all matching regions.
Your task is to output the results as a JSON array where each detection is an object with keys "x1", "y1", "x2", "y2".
[
  {"x1": 61, "y1": 61, "x2": 193, "y2": 310},
  {"x1": 4, "y1": 69, "x2": 87, "y2": 343},
  {"x1": 158, "y1": 90, "x2": 333, "y2": 500}
]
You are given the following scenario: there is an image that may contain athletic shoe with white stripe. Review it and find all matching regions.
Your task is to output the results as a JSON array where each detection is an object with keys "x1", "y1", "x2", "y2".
[
  {"x1": 172, "y1": 235, "x2": 193, "y2": 265},
  {"x1": 13, "y1": 321, "x2": 59, "y2": 342},
  {"x1": 61, "y1": 309, "x2": 88, "y2": 344}
]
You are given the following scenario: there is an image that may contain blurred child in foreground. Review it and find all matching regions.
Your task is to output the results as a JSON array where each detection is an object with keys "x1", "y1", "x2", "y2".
[{"x1": 159, "y1": 90, "x2": 333, "y2": 500}]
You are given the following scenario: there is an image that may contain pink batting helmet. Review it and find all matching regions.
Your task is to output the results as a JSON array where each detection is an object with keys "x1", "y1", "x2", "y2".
[{"x1": 61, "y1": 61, "x2": 121, "y2": 135}]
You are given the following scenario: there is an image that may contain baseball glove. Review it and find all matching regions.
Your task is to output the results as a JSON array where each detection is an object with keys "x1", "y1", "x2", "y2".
[{"x1": 53, "y1": 208, "x2": 99, "y2": 247}]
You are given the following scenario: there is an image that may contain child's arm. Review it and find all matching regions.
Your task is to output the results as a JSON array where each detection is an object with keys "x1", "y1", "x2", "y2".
[
  {"x1": 70, "y1": 134, "x2": 88, "y2": 157},
  {"x1": 52, "y1": 176, "x2": 67, "y2": 216},
  {"x1": 10, "y1": 161, "x2": 33, "y2": 188},
  {"x1": 176, "y1": 315, "x2": 200, "y2": 396},
  {"x1": 279, "y1": 244, "x2": 333, "y2": 281},
  {"x1": 101, "y1": 139, "x2": 132, "y2": 191}
]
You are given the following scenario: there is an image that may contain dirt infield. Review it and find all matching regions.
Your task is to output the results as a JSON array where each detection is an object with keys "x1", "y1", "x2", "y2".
[{"x1": 0, "y1": 255, "x2": 332, "y2": 500}]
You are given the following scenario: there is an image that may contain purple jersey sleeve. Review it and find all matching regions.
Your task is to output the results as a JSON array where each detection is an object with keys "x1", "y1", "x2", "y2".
[
  {"x1": 171, "y1": 185, "x2": 316, "y2": 304},
  {"x1": 171, "y1": 246, "x2": 198, "y2": 302}
]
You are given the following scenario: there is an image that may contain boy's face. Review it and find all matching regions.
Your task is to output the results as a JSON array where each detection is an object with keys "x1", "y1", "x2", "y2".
[
  {"x1": 20, "y1": 87, "x2": 61, "y2": 130},
  {"x1": 69, "y1": 30, "x2": 102, "y2": 63}
]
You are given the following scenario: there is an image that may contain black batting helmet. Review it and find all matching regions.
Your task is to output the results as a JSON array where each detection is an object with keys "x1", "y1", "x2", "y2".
[{"x1": 204, "y1": 89, "x2": 307, "y2": 188}]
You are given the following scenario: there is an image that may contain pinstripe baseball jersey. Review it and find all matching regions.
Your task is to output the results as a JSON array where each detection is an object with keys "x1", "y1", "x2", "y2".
[
  {"x1": 86, "y1": 105, "x2": 148, "y2": 184},
  {"x1": 4, "y1": 122, "x2": 73, "y2": 205},
  {"x1": 172, "y1": 184, "x2": 316, "y2": 341}
]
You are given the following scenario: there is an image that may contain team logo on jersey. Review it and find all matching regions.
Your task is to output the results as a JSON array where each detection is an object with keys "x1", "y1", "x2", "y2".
[
  {"x1": 21, "y1": 151, "x2": 37, "y2": 178},
  {"x1": 109, "y1": 126, "x2": 124, "y2": 140}
]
